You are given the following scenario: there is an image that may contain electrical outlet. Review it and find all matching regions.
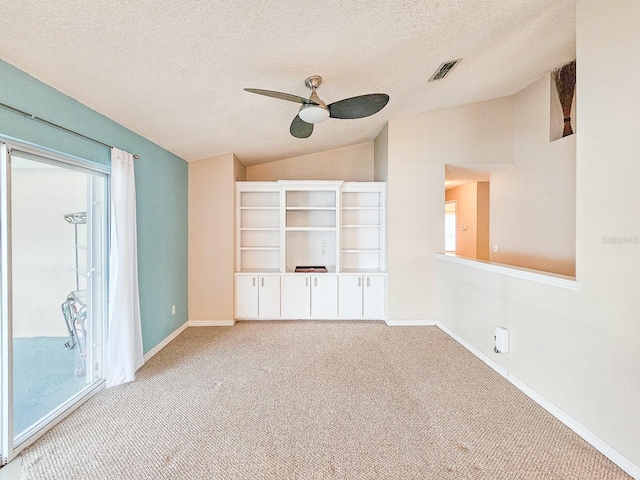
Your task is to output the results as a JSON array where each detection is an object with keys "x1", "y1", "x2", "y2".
[
  {"x1": 493, "y1": 245, "x2": 499, "y2": 253},
  {"x1": 171, "y1": 305, "x2": 176, "y2": 315},
  {"x1": 494, "y1": 326, "x2": 509, "y2": 353}
]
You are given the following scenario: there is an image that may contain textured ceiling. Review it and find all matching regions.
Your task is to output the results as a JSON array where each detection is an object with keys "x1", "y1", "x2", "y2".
[{"x1": 0, "y1": 0, "x2": 575, "y2": 166}]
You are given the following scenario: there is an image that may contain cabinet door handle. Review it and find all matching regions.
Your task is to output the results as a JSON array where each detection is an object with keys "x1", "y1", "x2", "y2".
[
  {"x1": 306, "y1": 277, "x2": 309, "y2": 287},
  {"x1": 253, "y1": 277, "x2": 256, "y2": 287},
  {"x1": 358, "y1": 277, "x2": 361, "y2": 287},
  {"x1": 314, "y1": 277, "x2": 318, "y2": 287},
  {"x1": 261, "y1": 277, "x2": 264, "y2": 287},
  {"x1": 366, "y1": 277, "x2": 371, "y2": 287}
]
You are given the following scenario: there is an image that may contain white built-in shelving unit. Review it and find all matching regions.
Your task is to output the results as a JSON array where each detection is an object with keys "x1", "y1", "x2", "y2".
[
  {"x1": 235, "y1": 180, "x2": 386, "y2": 320},
  {"x1": 340, "y1": 183, "x2": 385, "y2": 273},
  {"x1": 237, "y1": 183, "x2": 281, "y2": 273}
]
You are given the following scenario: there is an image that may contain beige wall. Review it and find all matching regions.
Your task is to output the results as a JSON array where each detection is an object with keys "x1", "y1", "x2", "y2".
[
  {"x1": 373, "y1": 123, "x2": 388, "y2": 182},
  {"x1": 574, "y1": 0, "x2": 640, "y2": 461},
  {"x1": 188, "y1": 153, "x2": 242, "y2": 321},
  {"x1": 438, "y1": 0, "x2": 640, "y2": 469},
  {"x1": 234, "y1": 155, "x2": 247, "y2": 182},
  {"x1": 386, "y1": 96, "x2": 515, "y2": 321},
  {"x1": 445, "y1": 182, "x2": 489, "y2": 260},
  {"x1": 490, "y1": 75, "x2": 576, "y2": 276},
  {"x1": 247, "y1": 142, "x2": 373, "y2": 181}
]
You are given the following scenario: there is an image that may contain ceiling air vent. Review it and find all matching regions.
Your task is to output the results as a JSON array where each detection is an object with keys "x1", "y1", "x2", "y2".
[{"x1": 428, "y1": 59, "x2": 462, "y2": 82}]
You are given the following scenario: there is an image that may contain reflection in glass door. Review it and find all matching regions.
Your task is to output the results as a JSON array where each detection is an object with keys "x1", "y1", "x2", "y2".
[{"x1": 1, "y1": 143, "x2": 108, "y2": 460}]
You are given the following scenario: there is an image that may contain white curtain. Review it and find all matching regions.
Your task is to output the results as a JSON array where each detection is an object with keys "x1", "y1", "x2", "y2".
[{"x1": 106, "y1": 148, "x2": 144, "y2": 387}]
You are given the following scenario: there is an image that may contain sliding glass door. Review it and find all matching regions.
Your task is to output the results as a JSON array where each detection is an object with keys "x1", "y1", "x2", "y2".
[{"x1": 1, "y1": 142, "x2": 108, "y2": 461}]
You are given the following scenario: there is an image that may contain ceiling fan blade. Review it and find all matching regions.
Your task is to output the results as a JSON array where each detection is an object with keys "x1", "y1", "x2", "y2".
[
  {"x1": 244, "y1": 88, "x2": 318, "y2": 105},
  {"x1": 290, "y1": 115, "x2": 314, "y2": 138},
  {"x1": 328, "y1": 93, "x2": 389, "y2": 119}
]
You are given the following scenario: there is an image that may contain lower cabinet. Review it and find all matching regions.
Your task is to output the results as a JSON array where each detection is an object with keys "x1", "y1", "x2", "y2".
[
  {"x1": 338, "y1": 274, "x2": 386, "y2": 319},
  {"x1": 235, "y1": 274, "x2": 281, "y2": 319},
  {"x1": 281, "y1": 274, "x2": 338, "y2": 318},
  {"x1": 235, "y1": 273, "x2": 385, "y2": 320},
  {"x1": 311, "y1": 275, "x2": 338, "y2": 318}
]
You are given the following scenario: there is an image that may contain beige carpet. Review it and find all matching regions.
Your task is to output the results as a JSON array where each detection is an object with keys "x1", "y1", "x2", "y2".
[{"x1": 20, "y1": 322, "x2": 629, "y2": 479}]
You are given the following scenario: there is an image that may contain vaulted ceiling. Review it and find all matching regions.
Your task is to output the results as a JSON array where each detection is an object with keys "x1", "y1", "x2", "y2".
[{"x1": 0, "y1": 1, "x2": 575, "y2": 166}]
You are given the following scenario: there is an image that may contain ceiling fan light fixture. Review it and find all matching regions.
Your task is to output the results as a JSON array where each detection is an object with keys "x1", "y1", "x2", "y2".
[{"x1": 298, "y1": 104, "x2": 330, "y2": 123}]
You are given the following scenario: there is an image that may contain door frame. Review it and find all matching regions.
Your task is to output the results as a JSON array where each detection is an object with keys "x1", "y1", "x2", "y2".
[
  {"x1": 0, "y1": 139, "x2": 110, "y2": 464},
  {"x1": 444, "y1": 200, "x2": 457, "y2": 253}
]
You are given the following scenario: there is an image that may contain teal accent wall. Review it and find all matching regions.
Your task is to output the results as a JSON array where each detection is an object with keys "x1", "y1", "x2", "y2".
[{"x1": 0, "y1": 59, "x2": 188, "y2": 354}]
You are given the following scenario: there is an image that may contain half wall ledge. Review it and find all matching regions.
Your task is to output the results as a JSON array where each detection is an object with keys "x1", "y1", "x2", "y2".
[{"x1": 435, "y1": 253, "x2": 579, "y2": 291}]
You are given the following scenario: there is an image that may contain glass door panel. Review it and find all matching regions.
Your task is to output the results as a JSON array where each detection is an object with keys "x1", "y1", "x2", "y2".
[{"x1": 3, "y1": 147, "x2": 107, "y2": 453}]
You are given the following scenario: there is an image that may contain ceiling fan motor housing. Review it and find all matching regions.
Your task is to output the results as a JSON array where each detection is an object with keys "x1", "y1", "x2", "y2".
[{"x1": 304, "y1": 75, "x2": 323, "y2": 90}]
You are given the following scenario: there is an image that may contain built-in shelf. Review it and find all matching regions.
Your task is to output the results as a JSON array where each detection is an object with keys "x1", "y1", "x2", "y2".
[
  {"x1": 240, "y1": 206, "x2": 280, "y2": 209},
  {"x1": 340, "y1": 183, "x2": 385, "y2": 273},
  {"x1": 236, "y1": 184, "x2": 281, "y2": 272},
  {"x1": 342, "y1": 224, "x2": 382, "y2": 228},
  {"x1": 237, "y1": 268, "x2": 281, "y2": 274},
  {"x1": 340, "y1": 268, "x2": 385, "y2": 274},
  {"x1": 285, "y1": 227, "x2": 337, "y2": 232},
  {"x1": 286, "y1": 207, "x2": 336, "y2": 211},
  {"x1": 342, "y1": 207, "x2": 382, "y2": 210},
  {"x1": 341, "y1": 248, "x2": 382, "y2": 253},
  {"x1": 240, "y1": 227, "x2": 279, "y2": 231}
]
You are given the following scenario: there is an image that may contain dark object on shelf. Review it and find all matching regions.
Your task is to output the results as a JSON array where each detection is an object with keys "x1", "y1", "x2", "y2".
[{"x1": 295, "y1": 266, "x2": 328, "y2": 273}]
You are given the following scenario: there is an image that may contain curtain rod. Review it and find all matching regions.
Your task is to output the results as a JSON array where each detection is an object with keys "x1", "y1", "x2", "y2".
[{"x1": 0, "y1": 101, "x2": 139, "y2": 159}]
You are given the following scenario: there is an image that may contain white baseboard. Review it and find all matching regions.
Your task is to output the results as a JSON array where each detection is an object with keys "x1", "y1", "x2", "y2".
[
  {"x1": 435, "y1": 321, "x2": 640, "y2": 480},
  {"x1": 187, "y1": 319, "x2": 236, "y2": 327},
  {"x1": 141, "y1": 320, "x2": 235, "y2": 364},
  {"x1": 385, "y1": 319, "x2": 436, "y2": 327},
  {"x1": 507, "y1": 375, "x2": 639, "y2": 479},
  {"x1": 143, "y1": 322, "x2": 189, "y2": 363}
]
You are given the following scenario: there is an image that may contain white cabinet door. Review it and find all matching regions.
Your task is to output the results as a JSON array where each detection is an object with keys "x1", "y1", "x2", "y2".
[
  {"x1": 258, "y1": 275, "x2": 281, "y2": 318},
  {"x1": 363, "y1": 275, "x2": 386, "y2": 319},
  {"x1": 338, "y1": 275, "x2": 364, "y2": 318},
  {"x1": 236, "y1": 274, "x2": 280, "y2": 318},
  {"x1": 236, "y1": 275, "x2": 258, "y2": 318},
  {"x1": 311, "y1": 275, "x2": 338, "y2": 318},
  {"x1": 281, "y1": 275, "x2": 310, "y2": 318}
]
